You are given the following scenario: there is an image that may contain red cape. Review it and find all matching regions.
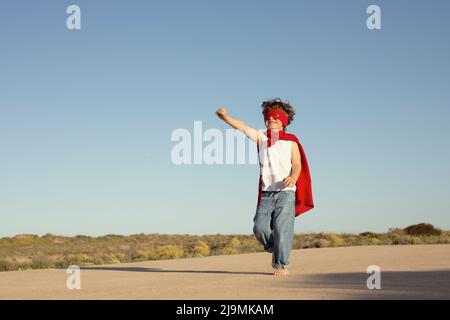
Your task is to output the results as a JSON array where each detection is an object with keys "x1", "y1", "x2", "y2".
[{"x1": 257, "y1": 129, "x2": 314, "y2": 217}]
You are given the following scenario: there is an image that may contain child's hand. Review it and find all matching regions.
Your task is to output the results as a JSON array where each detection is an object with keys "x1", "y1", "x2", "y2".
[
  {"x1": 216, "y1": 107, "x2": 227, "y2": 120},
  {"x1": 283, "y1": 175, "x2": 297, "y2": 187}
]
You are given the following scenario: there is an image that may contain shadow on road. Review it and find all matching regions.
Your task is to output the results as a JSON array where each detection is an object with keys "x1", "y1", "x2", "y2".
[
  {"x1": 79, "y1": 266, "x2": 272, "y2": 276},
  {"x1": 77, "y1": 267, "x2": 450, "y2": 298},
  {"x1": 284, "y1": 270, "x2": 450, "y2": 299},
  {"x1": 62, "y1": 267, "x2": 450, "y2": 299}
]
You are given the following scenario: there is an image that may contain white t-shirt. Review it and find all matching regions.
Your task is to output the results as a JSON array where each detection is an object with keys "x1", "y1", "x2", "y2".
[{"x1": 258, "y1": 131, "x2": 296, "y2": 192}]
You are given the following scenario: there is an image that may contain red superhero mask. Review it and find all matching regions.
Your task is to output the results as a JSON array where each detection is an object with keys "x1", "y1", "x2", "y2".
[{"x1": 264, "y1": 109, "x2": 288, "y2": 127}]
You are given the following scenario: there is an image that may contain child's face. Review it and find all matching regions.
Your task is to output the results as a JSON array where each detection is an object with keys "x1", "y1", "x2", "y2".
[{"x1": 265, "y1": 116, "x2": 284, "y2": 130}]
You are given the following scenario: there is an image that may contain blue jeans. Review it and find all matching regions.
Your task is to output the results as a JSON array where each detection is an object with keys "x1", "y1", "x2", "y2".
[{"x1": 253, "y1": 190, "x2": 295, "y2": 269}]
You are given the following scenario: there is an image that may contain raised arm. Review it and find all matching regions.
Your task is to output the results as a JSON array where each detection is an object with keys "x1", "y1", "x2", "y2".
[{"x1": 215, "y1": 107, "x2": 261, "y2": 142}]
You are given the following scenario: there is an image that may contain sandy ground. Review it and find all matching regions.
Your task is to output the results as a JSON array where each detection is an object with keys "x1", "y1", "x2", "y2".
[{"x1": 1, "y1": 244, "x2": 449, "y2": 300}]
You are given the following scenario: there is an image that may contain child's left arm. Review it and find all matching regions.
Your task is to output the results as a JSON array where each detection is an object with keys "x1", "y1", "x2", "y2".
[{"x1": 283, "y1": 142, "x2": 302, "y2": 187}]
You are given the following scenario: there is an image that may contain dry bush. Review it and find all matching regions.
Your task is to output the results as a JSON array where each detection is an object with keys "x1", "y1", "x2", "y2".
[
  {"x1": 158, "y1": 245, "x2": 184, "y2": 259},
  {"x1": 0, "y1": 259, "x2": 17, "y2": 271},
  {"x1": 192, "y1": 240, "x2": 210, "y2": 257},
  {"x1": 358, "y1": 232, "x2": 380, "y2": 239},
  {"x1": 219, "y1": 237, "x2": 241, "y2": 255},
  {"x1": 403, "y1": 223, "x2": 442, "y2": 236},
  {"x1": 388, "y1": 228, "x2": 405, "y2": 236},
  {"x1": 1, "y1": 227, "x2": 449, "y2": 272}
]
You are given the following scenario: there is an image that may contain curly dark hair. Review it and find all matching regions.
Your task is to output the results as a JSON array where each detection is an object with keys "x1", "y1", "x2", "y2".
[{"x1": 261, "y1": 98, "x2": 296, "y2": 128}]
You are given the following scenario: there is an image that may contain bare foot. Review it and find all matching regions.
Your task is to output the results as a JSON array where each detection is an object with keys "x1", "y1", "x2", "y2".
[{"x1": 273, "y1": 268, "x2": 290, "y2": 276}]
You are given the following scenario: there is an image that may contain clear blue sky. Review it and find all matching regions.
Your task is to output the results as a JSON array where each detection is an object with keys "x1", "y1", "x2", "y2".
[{"x1": 1, "y1": 0, "x2": 449, "y2": 237}]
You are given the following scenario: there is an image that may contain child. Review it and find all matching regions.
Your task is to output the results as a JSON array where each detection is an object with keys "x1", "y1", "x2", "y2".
[{"x1": 216, "y1": 98, "x2": 314, "y2": 276}]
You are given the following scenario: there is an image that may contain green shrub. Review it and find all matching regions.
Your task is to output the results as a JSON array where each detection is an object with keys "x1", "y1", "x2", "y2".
[
  {"x1": 112, "y1": 252, "x2": 127, "y2": 262},
  {"x1": 62, "y1": 253, "x2": 96, "y2": 266},
  {"x1": 344, "y1": 235, "x2": 361, "y2": 246},
  {"x1": 420, "y1": 235, "x2": 450, "y2": 244},
  {"x1": 327, "y1": 233, "x2": 346, "y2": 246},
  {"x1": 390, "y1": 235, "x2": 423, "y2": 245},
  {"x1": 30, "y1": 256, "x2": 52, "y2": 269}
]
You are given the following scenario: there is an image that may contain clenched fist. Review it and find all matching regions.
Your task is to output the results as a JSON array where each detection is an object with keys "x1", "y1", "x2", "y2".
[
  {"x1": 283, "y1": 175, "x2": 297, "y2": 188},
  {"x1": 215, "y1": 107, "x2": 227, "y2": 120}
]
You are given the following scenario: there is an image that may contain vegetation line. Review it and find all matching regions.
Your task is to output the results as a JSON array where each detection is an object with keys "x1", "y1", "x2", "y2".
[{"x1": 1, "y1": 223, "x2": 448, "y2": 272}]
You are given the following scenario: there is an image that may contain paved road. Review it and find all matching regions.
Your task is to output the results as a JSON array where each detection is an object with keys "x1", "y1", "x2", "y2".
[{"x1": 1, "y1": 244, "x2": 449, "y2": 299}]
